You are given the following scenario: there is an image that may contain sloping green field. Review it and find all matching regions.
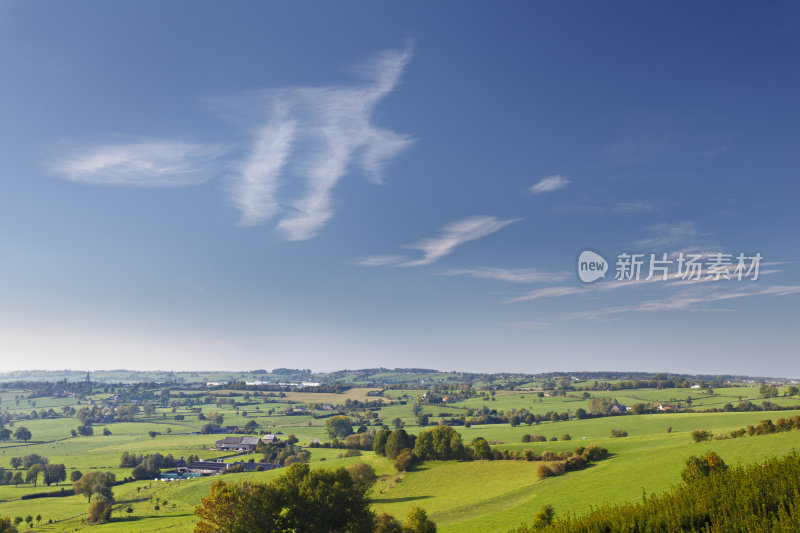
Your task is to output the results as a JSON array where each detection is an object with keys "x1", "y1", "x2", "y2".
[{"x1": 3, "y1": 409, "x2": 799, "y2": 532}]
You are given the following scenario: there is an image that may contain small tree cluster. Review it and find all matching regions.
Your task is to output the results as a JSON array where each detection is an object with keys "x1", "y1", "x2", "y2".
[{"x1": 536, "y1": 444, "x2": 608, "y2": 479}]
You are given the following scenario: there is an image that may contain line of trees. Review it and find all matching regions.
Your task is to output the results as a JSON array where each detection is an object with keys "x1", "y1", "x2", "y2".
[
  {"x1": 0, "y1": 426, "x2": 31, "y2": 442},
  {"x1": 0, "y1": 455, "x2": 67, "y2": 487},
  {"x1": 692, "y1": 415, "x2": 800, "y2": 442}
]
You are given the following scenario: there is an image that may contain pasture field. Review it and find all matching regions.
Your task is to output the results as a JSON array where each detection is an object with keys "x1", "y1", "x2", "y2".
[{"x1": 0, "y1": 382, "x2": 799, "y2": 532}]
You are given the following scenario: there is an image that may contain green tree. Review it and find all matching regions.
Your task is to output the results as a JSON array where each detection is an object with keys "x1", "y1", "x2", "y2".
[
  {"x1": 374, "y1": 513, "x2": 403, "y2": 533},
  {"x1": 12, "y1": 427, "x2": 31, "y2": 442},
  {"x1": 394, "y1": 450, "x2": 415, "y2": 472},
  {"x1": 392, "y1": 417, "x2": 404, "y2": 429},
  {"x1": 533, "y1": 505, "x2": 555, "y2": 527},
  {"x1": 373, "y1": 429, "x2": 391, "y2": 456},
  {"x1": 132, "y1": 454, "x2": 163, "y2": 480},
  {"x1": 0, "y1": 516, "x2": 18, "y2": 533},
  {"x1": 70, "y1": 470, "x2": 83, "y2": 482},
  {"x1": 385, "y1": 429, "x2": 413, "y2": 460},
  {"x1": 345, "y1": 463, "x2": 377, "y2": 493},
  {"x1": 759, "y1": 384, "x2": 778, "y2": 398},
  {"x1": 0, "y1": 428, "x2": 11, "y2": 442},
  {"x1": 681, "y1": 451, "x2": 727, "y2": 483},
  {"x1": 690, "y1": 429, "x2": 713, "y2": 443},
  {"x1": 73, "y1": 471, "x2": 115, "y2": 503},
  {"x1": 402, "y1": 506, "x2": 437, "y2": 533},
  {"x1": 21, "y1": 454, "x2": 48, "y2": 469},
  {"x1": 25, "y1": 464, "x2": 43, "y2": 487},
  {"x1": 43, "y1": 464, "x2": 66, "y2": 486},
  {"x1": 471, "y1": 437, "x2": 492, "y2": 460},
  {"x1": 324, "y1": 415, "x2": 354, "y2": 440},
  {"x1": 87, "y1": 497, "x2": 112, "y2": 524},
  {"x1": 588, "y1": 398, "x2": 615, "y2": 415},
  {"x1": 413, "y1": 426, "x2": 464, "y2": 461},
  {"x1": 194, "y1": 463, "x2": 375, "y2": 533}
]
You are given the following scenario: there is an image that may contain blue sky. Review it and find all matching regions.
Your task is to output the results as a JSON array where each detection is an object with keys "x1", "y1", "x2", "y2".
[{"x1": 1, "y1": 2, "x2": 798, "y2": 376}]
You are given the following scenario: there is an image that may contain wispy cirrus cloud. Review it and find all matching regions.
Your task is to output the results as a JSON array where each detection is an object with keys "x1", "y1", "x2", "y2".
[
  {"x1": 557, "y1": 201, "x2": 659, "y2": 215},
  {"x1": 562, "y1": 284, "x2": 800, "y2": 321},
  {"x1": 232, "y1": 105, "x2": 297, "y2": 225},
  {"x1": 442, "y1": 267, "x2": 568, "y2": 283},
  {"x1": 506, "y1": 265, "x2": 783, "y2": 303},
  {"x1": 356, "y1": 215, "x2": 520, "y2": 268},
  {"x1": 230, "y1": 44, "x2": 414, "y2": 240},
  {"x1": 49, "y1": 140, "x2": 227, "y2": 187},
  {"x1": 530, "y1": 175, "x2": 570, "y2": 195},
  {"x1": 352, "y1": 255, "x2": 408, "y2": 267},
  {"x1": 50, "y1": 45, "x2": 413, "y2": 242},
  {"x1": 635, "y1": 221, "x2": 713, "y2": 248}
]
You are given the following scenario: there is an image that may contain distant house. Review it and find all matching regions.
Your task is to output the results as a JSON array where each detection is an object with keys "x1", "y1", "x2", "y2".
[
  {"x1": 186, "y1": 461, "x2": 282, "y2": 475},
  {"x1": 261, "y1": 434, "x2": 280, "y2": 445},
  {"x1": 215, "y1": 436, "x2": 261, "y2": 452},
  {"x1": 610, "y1": 405, "x2": 625, "y2": 414},
  {"x1": 658, "y1": 403, "x2": 679, "y2": 411}
]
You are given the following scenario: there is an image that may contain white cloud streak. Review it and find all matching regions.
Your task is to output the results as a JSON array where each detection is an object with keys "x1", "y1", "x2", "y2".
[
  {"x1": 356, "y1": 215, "x2": 521, "y2": 268},
  {"x1": 232, "y1": 44, "x2": 414, "y2": 240},
  {"x1": 401, "y1": 216, "x2": 521, "y2": 267},
  {"x1": 352, "y1": 255, "x2": 408, "y2": 267},
  {"x1": 442, "y1": 267, "x2": 568, "y2": 283},
  {"x1": 507, "y1": 267, "x2": 783, "y2": 303},
  {"x1": 50, "y1": 140, "x2": 226, "y2": 187},
  {"x1": 232, "y1": 104, "x2": 296, "y2": 225},
  {"x1": 530, "y1": 175, "x2": 570, "y2": 195},
  {"x1": 558, "y1": 201, "x2": 659, "y2": 215},
  {"x1": 562, "y1": 285, "x2": 800, "y2": 321},
  {"x1": 635, "y1": 221, "x2": 712, "y2": 248}
]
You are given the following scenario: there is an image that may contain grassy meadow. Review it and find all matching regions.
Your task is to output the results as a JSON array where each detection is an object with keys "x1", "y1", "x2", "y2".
[{"x1": 0, "y1": 378, "x2": 798, "y2": 532}]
